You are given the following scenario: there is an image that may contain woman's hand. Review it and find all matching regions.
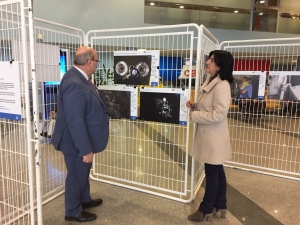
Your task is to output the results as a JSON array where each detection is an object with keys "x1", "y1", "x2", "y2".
[{"x1": 186, "y1": 100, "x2": 195, "y2": 109}]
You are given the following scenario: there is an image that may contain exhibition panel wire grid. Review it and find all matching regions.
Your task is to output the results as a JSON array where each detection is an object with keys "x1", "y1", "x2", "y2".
[
  {"x1": 0, "y1": 0, "x2": 33, "y2": 224},
  {"x1": 0, "y1": 0, "x2": 84, "y2": 224},
  {"x1": 29, "y1": 15, "x2": 84, "y2": 225},
  {"x1": 193, "y1": 26, "x2": 219, "y2": 198},
  {"x1": 33, "y1": 16, "x2": 84, "y2": 205},
  {"x1": 86, "y1": 24, "x2": 218, "y2": 202},
  {"x1": 220, "y1": 38, "x2": 300, "y2": 181},
  {"x1": 30, "y1": 19, "x2": 84, "y2": 225}
]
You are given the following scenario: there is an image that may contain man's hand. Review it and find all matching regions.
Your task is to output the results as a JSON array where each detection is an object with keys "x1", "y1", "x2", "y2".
[{"x1": 82, "y1": 152, "x2": 93, "y2": 163}]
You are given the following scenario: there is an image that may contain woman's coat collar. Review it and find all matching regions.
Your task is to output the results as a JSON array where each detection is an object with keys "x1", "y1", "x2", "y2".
[{"x1": 203, "y1": 76, "x2": 222, "y2": 93}]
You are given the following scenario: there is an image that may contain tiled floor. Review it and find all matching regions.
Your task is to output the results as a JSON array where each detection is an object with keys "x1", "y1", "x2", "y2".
[
  {"x1": 41, "y1": 117, "x2": 300, "y2": 225},
  {"x1": 42, "y1": 167, "x2": 300, "y2": 225}
]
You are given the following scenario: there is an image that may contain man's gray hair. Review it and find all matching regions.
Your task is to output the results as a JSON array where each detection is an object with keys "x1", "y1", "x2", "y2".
[{"x1": 74, "y1": 48, "x2": 95, "y2": 65}]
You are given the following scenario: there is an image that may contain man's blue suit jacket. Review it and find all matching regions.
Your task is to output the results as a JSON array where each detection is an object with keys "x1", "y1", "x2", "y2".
[{"x1": 51, "y1": 67, "x2": 109, "y2": 156}]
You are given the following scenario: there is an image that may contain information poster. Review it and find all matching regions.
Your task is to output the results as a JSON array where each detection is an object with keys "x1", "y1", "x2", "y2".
[
  {"x1": 0, "y1": 62, "x2": 22, "y2": 121},
  {"x1": 114, "y1": 51, "x2": 160, "y2": 86},
  {"x1": 231, "y1": 71, "x2": 266, "y2": 99},
  {"x1": 98, "y1": 86, "x2": 138, "y2": 120},
  {"x1": 140, "y1": 88, "x2": 189, "y2": 125},
  {"x1": 268, "y1": 71, "x2": 300, "y2": 101}
]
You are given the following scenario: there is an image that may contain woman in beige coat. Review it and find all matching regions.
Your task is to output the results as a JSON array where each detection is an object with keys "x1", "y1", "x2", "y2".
[{"x1": 186, "y1": 50, "x2": 234, "y2": 222}]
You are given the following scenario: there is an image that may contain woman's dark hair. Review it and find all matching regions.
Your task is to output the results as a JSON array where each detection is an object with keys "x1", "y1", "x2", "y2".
[{"x1": 209, "y1": 50, "x2": 234, "y2": 83}]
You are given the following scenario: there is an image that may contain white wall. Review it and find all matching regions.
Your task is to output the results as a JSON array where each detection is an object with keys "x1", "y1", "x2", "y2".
[
  {"x1": 34, "y1": 0, "x2": 150, "y2": 31},
  {"x1": 34, "y1": 0, "x2": 300, "y2": 42}
]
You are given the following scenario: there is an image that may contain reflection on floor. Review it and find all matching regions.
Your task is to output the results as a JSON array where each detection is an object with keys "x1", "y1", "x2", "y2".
[
  {"x1": 92, "y1": 121, "x2": 192, "y2": 199},
  {"x1": 42, "y1": 167, "x2": 300, "y2": 225}
]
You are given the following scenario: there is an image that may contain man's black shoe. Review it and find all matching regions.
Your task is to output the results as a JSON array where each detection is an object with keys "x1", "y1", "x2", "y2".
[
  {"x1": 82, "y1": 199, "x2": 103, "y2": 209},
  {"x1": 65, "y1": 211, "x2": 97, "y2": 222}
]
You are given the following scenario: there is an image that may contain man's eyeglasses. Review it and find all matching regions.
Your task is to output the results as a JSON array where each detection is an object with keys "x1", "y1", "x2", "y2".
[{"x1": 90, "y1": 58, "x2": 100, "y2": 63}]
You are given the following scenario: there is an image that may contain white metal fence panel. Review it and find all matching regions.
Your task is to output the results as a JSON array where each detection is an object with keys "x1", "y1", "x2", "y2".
[
  {"x1": 86, "y1": 24, "x2": 210, "y2": 202},
  {"x1": 220, "y1": 38, "x2": 300, "y2": 180},
  {"x1": 0, "y1": 0, "x2": 34, "y2": 224},
  {"x1": 1, "y1": 1, "x2": 85, "y2": 223},
  {"x1": 87, "y1": 24, "x2": 194, "y2": 200},
  {"x1": 29, "y1": 17, "x2": 84, "y2": 225},
  {"x1": 192, "y1": 25, "x2": 219, "y2": 198},
  {"x1": 32, "y1": 17, "x2": 84, "y2": 206}
]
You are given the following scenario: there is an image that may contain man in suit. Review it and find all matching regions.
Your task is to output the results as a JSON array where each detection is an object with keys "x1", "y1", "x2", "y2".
[{"x1": 51, "y1": 46, "x2": 109, "y2": 222}]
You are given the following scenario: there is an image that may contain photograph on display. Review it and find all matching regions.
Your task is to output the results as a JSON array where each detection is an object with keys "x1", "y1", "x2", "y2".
[
  {"x1": 99, "y1": 90, "x2": 131, "y2": 119},
  {"x1": 114, "y1": 55, "x2": 151, "y2": 85},
  {"x1": 140, "y1": 92, "x2": 180, "y2": 124},
  {"x1": 230, "y1": 74, "x2": 260, "y2": 99},
  {"x1": 268, "y1": 73, "x2": 300, "y2": 101}
]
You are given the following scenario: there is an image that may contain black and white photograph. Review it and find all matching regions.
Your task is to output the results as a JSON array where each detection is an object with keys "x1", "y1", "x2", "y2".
[
  {"x1": 114, "y1": 55, "x2": 152, "y2": 85},
  {"x1": 268, "y1": 73, "x2": 300, "y2": 101},
  {"x1": 140, "y1": 91, "x2": 180, "y2": 124},
  {"x1": 99, "y1": 89, "x2": 131, "y2": 119}
]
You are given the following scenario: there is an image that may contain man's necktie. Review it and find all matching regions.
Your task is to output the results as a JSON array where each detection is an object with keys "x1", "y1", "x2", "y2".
[{"x1": 88, "y1": 79, "x2": 99, "y2": 95}]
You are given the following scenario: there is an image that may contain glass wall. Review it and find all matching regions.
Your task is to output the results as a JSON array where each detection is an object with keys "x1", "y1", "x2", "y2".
[
  {"x1": 252, "y1": 0, "x2": 278, "y2": 32},
  {"x1": 278, "y1": 0, "x2": 300, "y2": 34},
  {"x1": 145, "y1": 0, "x2": 251, "y2": 31},
  {"x1": 145, "y1": 0, "x2": 300, "y2": 35}
]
